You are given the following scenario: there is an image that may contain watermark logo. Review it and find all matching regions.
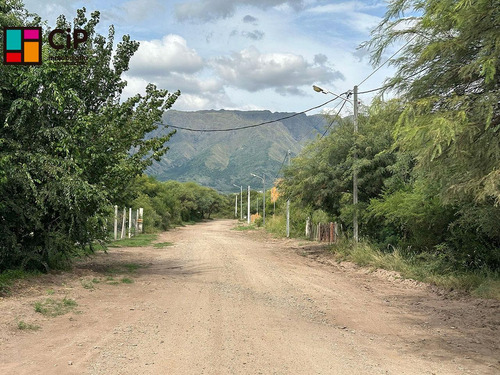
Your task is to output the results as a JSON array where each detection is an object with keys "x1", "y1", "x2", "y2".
[
  {"x1": 3, "y1": 27, "x2": 89, "y2": 65},
  {"x1": 3, "y1": 27, "x2": 42, "y2": 65}
]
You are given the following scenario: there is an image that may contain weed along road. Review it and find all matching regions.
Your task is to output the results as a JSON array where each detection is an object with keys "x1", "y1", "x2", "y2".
[{"x1": 0, "y1": 220, "x2": 498, "y2": 374}]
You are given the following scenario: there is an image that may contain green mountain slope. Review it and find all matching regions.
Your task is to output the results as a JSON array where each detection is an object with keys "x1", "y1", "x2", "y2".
[{"x1": 146, "y1": 110, "x2": 326, "y2": 192}]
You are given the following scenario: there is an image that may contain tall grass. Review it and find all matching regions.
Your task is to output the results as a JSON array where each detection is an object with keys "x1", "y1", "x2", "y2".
[
  {"x1": 262, "y1": 215, "x2": 499, "y2": 300},
  {"x1": 330, "y1": 239, "x2": 500, "y2": 300},
  {"x1": 265, "y1": 215, "x2": 287, "y2": 237}
]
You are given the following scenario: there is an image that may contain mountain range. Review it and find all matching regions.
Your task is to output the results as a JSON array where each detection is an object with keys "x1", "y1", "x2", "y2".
[{"x1": 146, "y1": 109, "x2": 327, "y2": 193}]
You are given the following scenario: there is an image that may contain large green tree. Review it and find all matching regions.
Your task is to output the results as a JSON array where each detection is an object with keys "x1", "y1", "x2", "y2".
[
  {"x1": 0, "y1": 3, "x2": 179, "y2": 270},
  {"x1": 363, "y1": 0, "x2": 500, "y2": 267},
  {"x1": 364, "y1": 0, "x2": 500, "y2": 205},
  {"x1": 281, "y1": 99, "x2": 403, "y2": 239}
]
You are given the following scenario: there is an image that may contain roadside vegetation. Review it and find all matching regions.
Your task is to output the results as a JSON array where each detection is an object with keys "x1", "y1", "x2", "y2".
[
  {"x1": 0, "y1": 4, "x2": 178, "y2": 273},
  {"x1": 0, "y1": 3, "x2": 233, "y2": 283},
  {"x1": 268, "y1": 1, "x2": 500, "y2": 299},
  {"x1": 127, "y1": 175, "x2": 231, "y2": 234}
]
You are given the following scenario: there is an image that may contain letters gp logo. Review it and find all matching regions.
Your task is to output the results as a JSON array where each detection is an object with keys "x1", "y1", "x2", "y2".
[{"x1": 3, "y1": 27, "x2": 42, "y2": 65}]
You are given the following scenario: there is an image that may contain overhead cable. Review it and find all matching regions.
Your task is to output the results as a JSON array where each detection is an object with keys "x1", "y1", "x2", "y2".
[{"x1": 157, "y1": 97, "x2": 339, "y2": 132}]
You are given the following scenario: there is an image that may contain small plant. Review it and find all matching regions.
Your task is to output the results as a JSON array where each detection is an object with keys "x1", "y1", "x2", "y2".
[
  {"x1": 121, "y1": 277, "x2": 134, "y2": 284},
  {"x1": 46, "y1": 289, "x2": 55, "y2": 295},
  {"x1": 34, "y1": 297, "x2": 78, "y2": 317},
  {"x1": 108, "y1": 234, "x2": 158, "y2": 248},
  {"x1": 123, "y1": 263, "x2": 142, "y2": 273},
  {"x1": 153, "y1": 242, "x2": 174, "y2": 248},
  {"x1": 232, "y1": 224, "x2": 256, "y2": 231},
  {"x1": 105, "y1": 276, "x2": 119, "y2": 285},
  {"x1": 81, "y1": 279, "x2": 95, "y2": 290},
  {"x1": 17, "y1": 320, "x2": 40, "y2": 331}
]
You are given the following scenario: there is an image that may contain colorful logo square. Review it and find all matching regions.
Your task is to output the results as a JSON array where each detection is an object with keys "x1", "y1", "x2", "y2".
[{"x1": 3, "y1": 27, "x2": 42, "y2": 65}]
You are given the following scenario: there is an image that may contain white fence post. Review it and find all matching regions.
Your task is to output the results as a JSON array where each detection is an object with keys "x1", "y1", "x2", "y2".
[
  {"x1": 136, "y1": 208, "x2": 139, "y2": 235},
  {"x1": 138, "y1": 207, "x2": 143, "y2": 233},
  {"x1": 121, "y1": 207, "x2": 126, "y2": 239},
  {"x1": 114, "y1": 205, "x2": 118, "y2": 240},
  {"x1": 128, "y1": 207, "x2": 132, "y2": 238}
]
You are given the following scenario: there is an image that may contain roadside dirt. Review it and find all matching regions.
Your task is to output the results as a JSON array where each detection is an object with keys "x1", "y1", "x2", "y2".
[{"x1": 0, "y1": 219, "x2": 498, "y2": 374}]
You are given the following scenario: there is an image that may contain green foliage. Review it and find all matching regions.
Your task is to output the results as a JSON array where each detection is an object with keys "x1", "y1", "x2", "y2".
[
  {"x1": 281, "y1": 99, "x2": 402, "y2": 238},
  {"x1": 265, "y1": 215, "x2": 287, "y2": 237},
  {"x1": 0, "y1": 1, "x2": 179, "y2": 270},
  {"x1": 278, "y1": 1, "x2": 500, "y2": 281},
  {"x1": 0, "y1": 4, "x2": 179, "y2": 271},
  {"x1": 34, "y1": 297, "x2": 78, "y2": 317},
  {"x1": 362, "y1": 0, "x2": 500, "y2": 270},
  {"x1": 17, "y1": 320, "x2": 40, "y2": 331},
  {"x1": 109, "y1": 234, "x2": 158, "y2": 248},
  {"x1": 364, "y1": 0, "x2": 500, "y2": 204},
  {"x1": 369, "y1": 180, "x2": 455, "y2": 250},
  {"x1": 126, "y1": 175, "x2": 231, "y2": 232},
  {"x1": 232, "y1": 224, "x2": 257, "y2": 231},
  {"x1": 311, "y1": 209, "x2": 330, "y2": 225},
  {"x1": 330, "y1": 240, "x2": 500, "y2": 300},
  {"x1": 153, "y1": 242, "x2": 174, "y2": 248}
]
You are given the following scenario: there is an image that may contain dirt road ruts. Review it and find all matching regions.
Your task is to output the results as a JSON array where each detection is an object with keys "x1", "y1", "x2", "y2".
[{"x1": 1, "y1": 219, "x2": 498, "y2": 374}]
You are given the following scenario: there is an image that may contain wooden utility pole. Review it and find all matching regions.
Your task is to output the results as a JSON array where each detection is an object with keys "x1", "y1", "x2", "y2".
[
  {"x1": 353, "y1": 85, "x2": 359, "y2": 243},
  {"x1": 286, "y1": 149, "x2": 291, "y2": 237}
]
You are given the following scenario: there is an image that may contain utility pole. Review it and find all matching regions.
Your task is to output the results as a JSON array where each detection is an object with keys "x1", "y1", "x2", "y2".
[
  {"x1": 247, "y1": 186, "x2": 250, "y2": 225},
  {"x1": 263, "y1": 175, "x2": 266, "y2": 227},
  {"x1": 234, "y1": 194, "x2": 238, "y2": 218},
  {"x1": 353, "y1": 85, "x2": 359, "y2": 243},
  {"x1": 312, "y1": 84, "x2": 358, "y2": 242},
  {"x1": 240, "y1": 185, "x2": 243, "y2": 220},
  {"x1": 286, "y1": 149, "x2": 291, "y2": 238}
]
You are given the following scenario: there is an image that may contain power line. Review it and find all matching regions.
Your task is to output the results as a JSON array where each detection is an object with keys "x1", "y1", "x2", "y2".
[
  {"x1": 357, "y1": 85, "x2": 387, "y2": 94},
  {"x1": 320, "y1": 94, "x2": 350, "y2": 139},
  {"x1": 157, "y1": 96, "x2": 339, "y2": 132},
  {"x1": 357, "y1": 36, "x2": 416, "y2": 87},
  {"x1": 274, "y1": 151, "x2": 289, "y2": 179},
  {"x1": 296, "y1": 98, "x2": 342, "y2": 143}
]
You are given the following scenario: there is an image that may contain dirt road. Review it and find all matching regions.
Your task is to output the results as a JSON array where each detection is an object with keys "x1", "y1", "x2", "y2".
[{"x1": 1, "y1": 220, "x2": 498, "y2": 374}]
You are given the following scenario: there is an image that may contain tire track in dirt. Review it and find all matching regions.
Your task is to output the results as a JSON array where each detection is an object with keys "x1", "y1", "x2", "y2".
[{"x1": 0, "y1": 219, "x2": 498, "y2": 374}]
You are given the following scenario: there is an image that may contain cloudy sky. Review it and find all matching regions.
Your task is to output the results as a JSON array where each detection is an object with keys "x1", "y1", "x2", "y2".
[{"x1": 23, "y1": 0, "x2": 396, "y2": 114}]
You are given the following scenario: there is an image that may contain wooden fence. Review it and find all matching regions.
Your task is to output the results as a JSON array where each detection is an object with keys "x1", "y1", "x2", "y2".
[{"x1": 305, "y1": 218, "x2": 338, "y2": 244}]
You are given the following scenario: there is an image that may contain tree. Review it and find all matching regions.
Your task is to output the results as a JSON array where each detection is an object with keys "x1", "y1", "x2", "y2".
[
  {"x1": 281, "y1": 99, "x2": 403, "y2": 238},
  {"x1": 364, "y1": 0, "x2": 500, "y2": 205},
  {"x1": 363, "y1": 0, "x2": 500, "y2": 268},
  {"x1": 0, "y1": 4, "x2": 179, "y2": 270}
]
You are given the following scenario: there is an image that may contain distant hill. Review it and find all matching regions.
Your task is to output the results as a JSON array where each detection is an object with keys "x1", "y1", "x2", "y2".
[{"x1": 146, "y1": 109, "x2": 327, "y2": 192}]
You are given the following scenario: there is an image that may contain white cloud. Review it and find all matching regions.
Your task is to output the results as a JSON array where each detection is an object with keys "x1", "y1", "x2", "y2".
[
  {"x1": 308, "y1": 1, "x2": 383, "y2": 33},
  {"x1": 119, "y1": 0, "x2": 164, "y2": 22},
  {"x1": 121, "y1": 74, "x2": 149, "y2": 99},
  {"x1": 128, "y1": 34, "x2": 204, "y2": 77},
  {"x1": 211, "y1": 46, "x2": 343, "y2": 94},
  {"x1": 175, "y1": 0, "x2": 304, "y2": 22},
  {"x1": 308, "y1": 1, "x2": 385, "y2": 14}
]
